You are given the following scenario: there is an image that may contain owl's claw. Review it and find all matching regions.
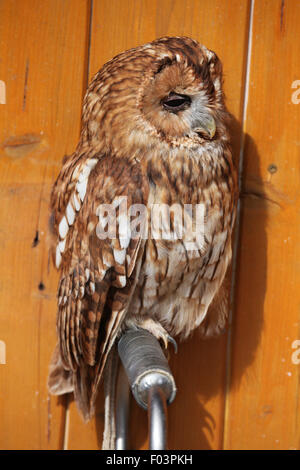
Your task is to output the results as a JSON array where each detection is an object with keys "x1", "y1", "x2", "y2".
[
  {"x1": 159, "y1": 332, "x2": 177, "y2": 354},
  {"x1": 166, "y1": 334, "x2": 178, "y2": 354}
]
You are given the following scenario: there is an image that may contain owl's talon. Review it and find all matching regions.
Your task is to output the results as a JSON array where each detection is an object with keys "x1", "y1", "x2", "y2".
[
  {"x1": 167, "y1": 335, "x2": 178, "y2": 354},
  {"x1": 160, "y1": 333, "x2": 177, "y2": 353}
]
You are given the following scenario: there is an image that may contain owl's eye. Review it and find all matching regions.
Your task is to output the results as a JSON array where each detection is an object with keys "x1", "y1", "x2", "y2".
[{"x1": 162, "y1": 92, "x2": 191, "y2": 113}]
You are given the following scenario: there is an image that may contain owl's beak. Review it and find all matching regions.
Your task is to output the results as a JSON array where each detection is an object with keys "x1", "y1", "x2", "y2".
[{"x1": 192, "y1": 113, "x2": 216, "y2": 139}]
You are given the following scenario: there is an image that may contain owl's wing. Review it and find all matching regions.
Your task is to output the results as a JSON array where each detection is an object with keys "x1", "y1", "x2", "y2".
[{"x1": 48, "y1": 153, "x2": 149, "y2": 419}]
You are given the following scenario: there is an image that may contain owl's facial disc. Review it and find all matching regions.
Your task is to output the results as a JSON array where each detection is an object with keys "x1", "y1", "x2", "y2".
[{"x1": 140, "y1": 55, "x2": 220, "y2": 143}]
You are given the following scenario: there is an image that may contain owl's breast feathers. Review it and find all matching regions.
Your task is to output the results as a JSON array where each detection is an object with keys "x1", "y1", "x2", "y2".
[{"x1": 128, "y1": 143, "x2": 238, "y2": 338}]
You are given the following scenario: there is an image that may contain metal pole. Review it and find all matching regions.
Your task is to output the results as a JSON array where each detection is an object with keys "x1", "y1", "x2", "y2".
[
  {"x1": 148, "y1": 385, "x2": 168, "y2": 450},
  {"x1": 117, "y1": 329, "x2": 177, "y2": 450},
  {"x1": 115, "y1": 363, "x2": 130, "y2": 450}
]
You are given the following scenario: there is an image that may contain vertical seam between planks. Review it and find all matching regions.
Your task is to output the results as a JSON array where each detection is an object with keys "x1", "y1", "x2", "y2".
[
  {"x1": 222, "y1": 0, "x2": 255, "y2": 450},
  {"x1": 237, "y1": 0, "x2": 255, "y2": 186},
  {"x1": 83, "y1": 0, "x2": 94, "y2": 102},
  {"x1": 62, "y1": 0, "x2": 94, "y2": 450},
  {"x1": 86, "y1": 0, "x2": 94, "y2": 86}
]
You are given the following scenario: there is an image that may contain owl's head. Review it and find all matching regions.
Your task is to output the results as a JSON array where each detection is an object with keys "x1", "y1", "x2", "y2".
[{"x1": 82, "y1": 36, "x2": 229, "y2": 155}]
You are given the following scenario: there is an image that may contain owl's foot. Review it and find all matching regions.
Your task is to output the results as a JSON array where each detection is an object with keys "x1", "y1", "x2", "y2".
[
  {"x1": 144, "y1": 322, "x2": 178, "y2": 354},
  {"x1": 125, "y1": 317, "x2": 177, "y2": 353}
]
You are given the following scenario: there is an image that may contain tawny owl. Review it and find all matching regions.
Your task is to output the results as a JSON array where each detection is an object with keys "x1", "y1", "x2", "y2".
[{"x1": 48, "y1": 36, "x2": 238, "y2": 435}]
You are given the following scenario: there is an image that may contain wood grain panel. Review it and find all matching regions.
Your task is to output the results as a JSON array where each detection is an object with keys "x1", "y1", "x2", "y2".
[
  {"x1": 67, "y1": 0, "x2": 251, "y2": 450},
  {"x1": 4, "y1": 0, "x2": 297, "y2": 451},
  {"x1": 0, "y1": 0, "x2": 90, "y2": 449},
  {"x1": 224, "y1": 0, "x2": 300, "y2": 450}
]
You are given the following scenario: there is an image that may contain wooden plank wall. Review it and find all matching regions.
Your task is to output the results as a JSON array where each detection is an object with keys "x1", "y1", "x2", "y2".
[
  {"x1": 0, "y1": 0, "x2": 299, "y2": 450},
  {"x1": 224, "y1": 0, "x2": 300, "y2": 450}
]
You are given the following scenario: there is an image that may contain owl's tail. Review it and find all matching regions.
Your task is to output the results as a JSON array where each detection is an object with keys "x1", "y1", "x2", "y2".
[
  {"x1": 48, "y1": 344, "x2": 74, "y2": 396},
  {"x1": 48, "y1": 343, "x2": 119, "y2": 449},
  {"x1": 48, "y1": 343, "x2": 93, "y2": 421}
]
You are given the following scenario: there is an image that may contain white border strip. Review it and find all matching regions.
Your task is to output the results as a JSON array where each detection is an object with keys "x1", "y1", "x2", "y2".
[
  {"x1": 238, "y1": 0, "x2": 255, "y2": 180},
  {"x1": 223, "y1": 0, "x2": 255, "y2": 449},
  {"x1": 63, "y1": 398, "x2": 70, "y2": 450},
  {"x1": 0, "y1": 80, "x2": 6, "y2": 104}
]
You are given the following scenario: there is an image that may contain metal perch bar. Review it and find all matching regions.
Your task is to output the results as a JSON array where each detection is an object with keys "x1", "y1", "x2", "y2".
[
  {"x1": 117, "y1": 329, "x2": 177, "y2": 450},
  {"x1": 115, "y1": 364, "x2": 130, "y2": 450},
  {"x1": 148, "y1": 385, "x2": 168, "y2": 450}
]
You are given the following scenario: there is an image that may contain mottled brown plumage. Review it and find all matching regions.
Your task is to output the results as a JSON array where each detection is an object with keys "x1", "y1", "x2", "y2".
[{"x1": 48, "y1": 36, "x2": 238, "y2": 425}]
